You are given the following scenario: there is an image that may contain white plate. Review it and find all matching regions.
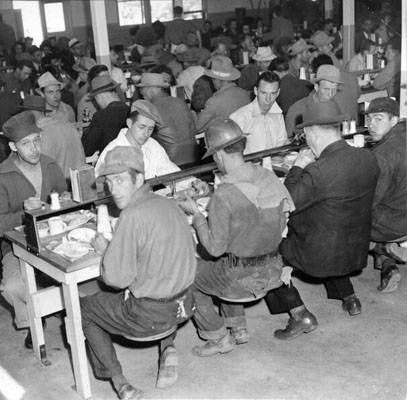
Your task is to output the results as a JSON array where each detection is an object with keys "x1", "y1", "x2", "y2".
[
  {"x1": 68, "y1": 228, "x2": 96, "y2": 243},
  {"x1": 53, "y1": 241, "x2": 90, "y2": 259}
]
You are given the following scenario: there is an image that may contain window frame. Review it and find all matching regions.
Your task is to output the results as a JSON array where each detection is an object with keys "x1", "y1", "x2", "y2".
[
  {"x1": 116, "y1": 0, "x2": 146, "y2": 26},
  {"x1": 43, "y1": 1, "x2": 66, "y2": 33},
  {"x1": 116, "y1": 0, "x2": 204, "y2": 26}
]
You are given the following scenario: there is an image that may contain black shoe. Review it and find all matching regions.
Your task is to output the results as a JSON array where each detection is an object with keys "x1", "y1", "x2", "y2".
[
  {"x1": 274, "y1": 308, "x2": 318, "y2": 340},
  {"x1": 378, "y1": 265, "x2": 401, "y2": 293},
  {"x1": 342, "y1": 295, "x2": 361, "y2": 316}
]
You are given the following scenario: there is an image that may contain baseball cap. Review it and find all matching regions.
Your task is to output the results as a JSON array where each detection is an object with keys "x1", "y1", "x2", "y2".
[{"x1": 366, "y1": 97, "x2": 399, "y2": 116}]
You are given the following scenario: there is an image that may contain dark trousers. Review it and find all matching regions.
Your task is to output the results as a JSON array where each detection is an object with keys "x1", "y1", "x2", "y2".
[
  {"x1": 80, "y1": 288, "x2": 194, "y2": 379},
  {"x1": 265, "y1": 275, "x2": 355, "y2": 315}
]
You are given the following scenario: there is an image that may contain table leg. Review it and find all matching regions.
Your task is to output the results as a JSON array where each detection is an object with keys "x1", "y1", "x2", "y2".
[
  {"x1": 62, "y1": 282, "x2": 92, "y2": 399},
  {"x1": 20, "y1": 260, "x2": 50, "y2": 365}
]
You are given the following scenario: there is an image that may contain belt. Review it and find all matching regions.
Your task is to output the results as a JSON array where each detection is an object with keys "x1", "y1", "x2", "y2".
[
  {"x1": 127, "y1": 285, "x2": 192, "y2": 304},
  {"x1": 227, "y1": 251, "x2": 278, "y2": 268}
]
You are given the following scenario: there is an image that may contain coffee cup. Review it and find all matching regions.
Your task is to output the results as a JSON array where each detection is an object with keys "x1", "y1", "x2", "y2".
[
  {"x1": 353, "y1": 134, "x2": 365, "y2": 148},
  {"x1": 48, "y1": 217, "x2": 66, "y2": 236}
]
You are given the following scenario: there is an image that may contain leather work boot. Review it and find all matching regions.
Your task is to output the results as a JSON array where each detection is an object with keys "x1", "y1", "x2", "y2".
[
  {"x1": 117, "y1": 383, "x2": 144, "y2": 400},
  {"x1": 342, "y1": 294, "x2": 362, "y2": 316},
  {"x1": 230, "y1": 327, "x2": 250, "y2": 345},
  {"x1": 274, "y1": 306, "x2": 318, "y2": 340},
  {"x1": 378, "y1": 265, "x2": 401, "y2": 293},
  {"x1": 192, "y1": 333, "x2": 234, "y2": 357},
  {"x1": 156, "y1": 346, "x2": 178, "y2": 389}
]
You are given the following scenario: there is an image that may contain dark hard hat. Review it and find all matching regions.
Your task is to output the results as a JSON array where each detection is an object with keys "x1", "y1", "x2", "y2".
[{"x1": 203, "y1": 118, "x2": 246, "y2": 158}]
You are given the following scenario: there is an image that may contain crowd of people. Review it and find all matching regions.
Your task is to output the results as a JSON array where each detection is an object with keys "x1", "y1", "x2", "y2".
[{"x1": 0, "y1": 4, "x2": 405, "y2": 400}]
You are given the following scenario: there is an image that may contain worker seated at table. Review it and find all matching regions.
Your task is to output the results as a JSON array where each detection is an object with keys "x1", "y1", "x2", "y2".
[
  {"x1": 94, "y1": 99, "x2": 199, "y2": 193},
  {"x1": 0, "y1": 111, "x2": 67, "y2": 349},
  {"x1": 271, "y1": 100, "x2": 379, "y2": 340},
  {"x1": 178, "y1": 118, "x2": 295, "y2": 356},
  {"x1": 80, "y1": 146, "x2": 196, "y2": 400},
  {"x1": 366, "y1": 97, "x2": 407, "y2": 292}
]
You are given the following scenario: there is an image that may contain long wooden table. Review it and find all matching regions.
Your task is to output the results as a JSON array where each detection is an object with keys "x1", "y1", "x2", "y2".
[{"x1": 5, "y1": 230, "x2": 101, "y2": 400}]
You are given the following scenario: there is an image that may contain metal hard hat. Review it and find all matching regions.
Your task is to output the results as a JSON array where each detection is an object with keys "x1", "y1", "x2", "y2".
[{"x1": 203, "y1": 118, "x2": 246, "y2": 159}]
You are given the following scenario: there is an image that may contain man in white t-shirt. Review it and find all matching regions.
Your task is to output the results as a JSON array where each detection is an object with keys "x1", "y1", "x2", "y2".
[
  {"x1": 95, "y1": 99, "x2": 179, "y2": 180},
  {"x1": 230, "y1": 71, "x2": 288, "y2": 156}
]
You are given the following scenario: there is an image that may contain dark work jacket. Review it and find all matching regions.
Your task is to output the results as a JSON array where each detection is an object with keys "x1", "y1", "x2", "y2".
[
  {"x1": 82, "y1": 101, "x2": 129, "y2": 156},
  {"x1": 277, "y1": 74, "x2": 313, "y2": 116},
  {"x1": 281, "y1": 140, "x2": 379, "y2": 277},
  {"x1": 371, "y1": 121, "x2": 407, "y2": 241}
]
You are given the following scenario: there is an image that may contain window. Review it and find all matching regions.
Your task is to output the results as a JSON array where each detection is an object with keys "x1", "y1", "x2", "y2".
[
  {"x1": 117, "y1": 0, "x2": 145, "y2": 26},
  {"x1": 117, "y1": 0, "x2": 204, "y2": 25},
  {"x1": 150, "y1": 0, "x2": 173, "y2": 22},
  {"x1": 44, "y1": 2, "x2": 66, "y2": 33},
  {"x1": 183, "y1": 0, "x2": 204, "y2": 20},
  {"x1": 13, "y1": 0, "x2": 43, "y2": 45}
]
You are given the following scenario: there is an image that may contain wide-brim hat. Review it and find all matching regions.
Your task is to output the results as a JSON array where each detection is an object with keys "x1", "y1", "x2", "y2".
[
  {"x1": 37, "y1": 71, "x2": 65, "y2": 90},
  {"x1": 136, "y1": 72, "x2": 170, "y2": 88},
  {"x1": 18, "y1": 95, "x2": 51, "y2": 113},
  {"x1": 287, "y1": 39, "x2": 312, "y2": 56},
  {"x1": 98, "y1": 146, "x2": 145, "y2": 176},
  {"x1": 68, "y1": 38, "x2": 81, "y2": 49},
  {"x1": 204, "y1": 55, "x2": 240, "y2": 81},
  {"x1": 89, "y1": 75, "x2": 120, "y2": 98},
  {"x1": 296, "y1": 100, "x2": 349, "y2": 129},
  {"x1": 314, "y1": 64, "x2": 343, "y2": 84},
  {"x1": 203, "y1": 118, "x2": 248, "y2": 158},
  {"x1": 138, "y1": 55, "x2": 159, "y2": 69},
  {"x1": 252, "y1": 46, "x2": 276, "y2": 61}
]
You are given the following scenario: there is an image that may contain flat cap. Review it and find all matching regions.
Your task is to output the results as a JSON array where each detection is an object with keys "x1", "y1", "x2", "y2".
[
  {"x1": 366, "y1": 97, "x2": 399, "y2": 116},
  {"x1": 98, "y1": 146, "x2": 144, "y2": 176}
]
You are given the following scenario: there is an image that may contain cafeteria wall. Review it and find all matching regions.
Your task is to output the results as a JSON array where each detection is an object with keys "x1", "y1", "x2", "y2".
[{"x1": 0, "y1": 0, "x2": 274, "y2": 47}]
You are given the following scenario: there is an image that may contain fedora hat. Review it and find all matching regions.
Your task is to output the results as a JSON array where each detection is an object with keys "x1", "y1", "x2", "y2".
[
  {"x1": 19, "y1": 95, "x2": 51, "y2": 113},
  {"x1": 38, "y1": 72, "x2": 64, "y2": 89},
  {"x1": 136, "y1": 73, "x2": 170, "y2": 88},
  {"x1": 252, "y1": 46, "x2": 276, "y2": 62},
  {"x1": 68, "y1": 38, "x2": 81, "y2": 49},
  {"x1": 287, "y1": 39, "x2": 312, "y2": 56},
  {"x1": 311, "y1": 31, "x2": 334, "y2": 48},
  {"x1": 296, "y1": 100, "x2": 349, "y2": 129},
  {"x1": 203, "y1": 118, "x2": 247, "y2": 158},
  {"x1": 314, "y1": 65, "x2": 343, "y2": 84},
  {"x1": 89, "y1": 76, "x2": 120, "y2": 98},
  {"x1": 205, "y1": 56, "x2": 240, "y2": 81},
  {"x1": 73, "y1": 57, "x2": 96, "y2": 73}
]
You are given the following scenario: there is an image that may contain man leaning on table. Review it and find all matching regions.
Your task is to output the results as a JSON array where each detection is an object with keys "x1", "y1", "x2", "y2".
[
  {"x1": 81, "y1": 146, "x2": 196, "y2": 400},
  {"x1": 0, "y1": 111, "x2": 66, "y2": 349},
  {"x1": 178, "y1": 118, "x2": 296, "y2": 355},
  {"x1": 366, "y1": 97, "x2": 407, "y2": 292},
  {"x1": 267, "y1": 100, "x2": 379, "y2": 340}
]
